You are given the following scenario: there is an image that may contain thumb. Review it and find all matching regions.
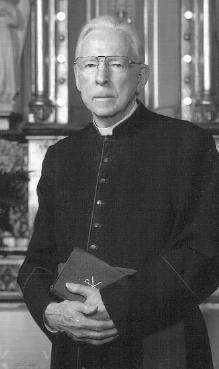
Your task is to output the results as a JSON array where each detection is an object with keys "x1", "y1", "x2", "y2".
[
  {"x1": 66, "y1": 282, "x2": 93, "y2": 297},
  {"x1": 66, "y1": 300, "x2": 98, "y2": 316},
  {"x1": 83, "y1": 303, "x2": 98, "y2": 316}
]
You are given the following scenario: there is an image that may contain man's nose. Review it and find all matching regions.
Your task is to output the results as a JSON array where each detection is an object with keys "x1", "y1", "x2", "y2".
[{"x1": 95, "y1": 64, "x2": 110, "y2": 85}]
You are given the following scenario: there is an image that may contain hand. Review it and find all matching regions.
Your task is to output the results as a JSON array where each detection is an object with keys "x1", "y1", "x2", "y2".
[
  {"x1": 66, "y1": 282, "x2": 111, "y2": 321},
  {"x1": 65, "y1": 283, "x2": 119, "y2": 344},
  {"x1": 45, "y1": 298, "x2": 118, "y2": 346}
]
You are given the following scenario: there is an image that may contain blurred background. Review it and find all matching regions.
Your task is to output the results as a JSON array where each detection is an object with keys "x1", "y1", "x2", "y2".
[{"x1": 0, "y1": 1, "x2": 218, "y2": 368}]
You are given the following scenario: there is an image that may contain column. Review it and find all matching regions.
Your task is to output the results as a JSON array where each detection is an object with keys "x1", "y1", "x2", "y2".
[
  {"x1": 193, "y1": 0, "x2": 218, "y2": 124},
  {"x1": 29, "y1": 0, "x2": 53, "y2": 123}
]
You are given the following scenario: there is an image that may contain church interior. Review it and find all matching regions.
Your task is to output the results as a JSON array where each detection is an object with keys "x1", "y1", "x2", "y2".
[{"x1": 0, "y1": 0, "x2": 219, "y2": 368}]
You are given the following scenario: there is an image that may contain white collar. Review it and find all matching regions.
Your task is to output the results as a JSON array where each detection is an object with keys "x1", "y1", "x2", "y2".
[{"x1": 93, "y1": 101, "x2": 138, "y2": 136}]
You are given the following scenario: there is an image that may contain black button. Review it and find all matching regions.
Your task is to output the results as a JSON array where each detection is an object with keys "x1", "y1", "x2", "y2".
[
  {"x1": 96, "y1": 200, "x2": 105, "y2": 206},
  {"x1": 93, "y1": 222, "x2": 101, "y2": 229},
  {"x1": 103, "y1": 157, "x2": 111, "y2": 163},
  {"x1": 100, "y1": 177, "x2": 108, "y2": 184},
  {"x1": 89, "y1": 244, "x2": 98, "y2": 251}
]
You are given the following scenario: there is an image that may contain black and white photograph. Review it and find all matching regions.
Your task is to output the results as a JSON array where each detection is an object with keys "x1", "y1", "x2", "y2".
[{"x1": 0, "y1": 1, "x2": 219, "y2": 368}]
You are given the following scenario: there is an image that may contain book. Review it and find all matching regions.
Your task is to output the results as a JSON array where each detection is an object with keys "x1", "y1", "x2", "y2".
[{"x1": 50, "y1": 247, "x2": 136, "y2": 301}]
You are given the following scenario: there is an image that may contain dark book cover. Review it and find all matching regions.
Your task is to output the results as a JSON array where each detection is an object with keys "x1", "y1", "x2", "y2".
[{"x1": 50, "y1": 247, "x2": 136, "y2": 301}]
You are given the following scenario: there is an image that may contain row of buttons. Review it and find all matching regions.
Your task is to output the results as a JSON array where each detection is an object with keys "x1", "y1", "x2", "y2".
[
  {"x1": 88, "y1": 151, "x2": 112, "y2": 252},
  {"x1": 89, "y1": 217, "x2": 103, "y2": 251}
]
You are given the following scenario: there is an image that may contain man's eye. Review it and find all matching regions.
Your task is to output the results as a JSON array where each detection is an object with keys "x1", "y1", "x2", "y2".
[
  {"x1": 84, "y1": 63, "x2": 97, "y2": 69},
  {"x1": 111, "y1": 63, "x2": 124, "y2": 69}
]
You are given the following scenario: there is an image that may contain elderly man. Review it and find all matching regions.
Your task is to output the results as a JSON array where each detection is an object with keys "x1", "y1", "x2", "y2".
[{"x1": 18, "y1": 15, "x2": 219, "y2": 369}]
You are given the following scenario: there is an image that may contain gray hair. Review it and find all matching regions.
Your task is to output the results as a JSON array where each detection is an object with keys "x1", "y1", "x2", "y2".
[{"x1": 75, "y1": 15, "x2": 144, "y2": 61}]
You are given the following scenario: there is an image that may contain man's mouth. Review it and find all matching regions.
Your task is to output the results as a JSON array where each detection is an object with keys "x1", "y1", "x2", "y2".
[{"x1": 93, "y1": 96, "x2": 114, "y2": 98}]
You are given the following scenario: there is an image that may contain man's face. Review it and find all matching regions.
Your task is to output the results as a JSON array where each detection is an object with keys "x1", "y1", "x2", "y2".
[{"x1": 74, "y1": 28, "x2": 146, "y2": 126}]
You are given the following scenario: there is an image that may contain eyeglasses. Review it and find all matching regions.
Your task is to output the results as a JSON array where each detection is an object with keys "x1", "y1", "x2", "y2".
[{"x1": 73, "y1": 56, "x2": 143, "y2": 74}]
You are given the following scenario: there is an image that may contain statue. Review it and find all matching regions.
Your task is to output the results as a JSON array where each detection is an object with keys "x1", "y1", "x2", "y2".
[{"x1": 0, "y1": 0, "x2": 30, "y2": 113}]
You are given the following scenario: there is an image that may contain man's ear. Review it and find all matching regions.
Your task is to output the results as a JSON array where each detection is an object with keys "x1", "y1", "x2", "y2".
[
  {"x1": 136, "y1": 65, "x2": 149, "y2": 94},
  {"x1": 74, "y1": 65, "x2": 81, "y2": 91}
]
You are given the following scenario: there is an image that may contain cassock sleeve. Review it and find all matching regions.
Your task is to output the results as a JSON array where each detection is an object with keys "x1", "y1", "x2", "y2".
[
  {"x1": 17, "y1": 147, "x2": 58, "y2": 342},
  {"x1": 101, "y1": 129, "x2": 219, "y2": 339}
]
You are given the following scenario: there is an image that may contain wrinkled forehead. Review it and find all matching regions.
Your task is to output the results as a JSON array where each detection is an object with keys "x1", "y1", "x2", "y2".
[{"x1": 78, "y1": 28, "x2": 135, "y2": 58}]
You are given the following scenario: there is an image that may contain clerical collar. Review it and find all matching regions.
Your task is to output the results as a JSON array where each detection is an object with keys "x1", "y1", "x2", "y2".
[{"x1": 93, "y1": 101, "x2": 138, "y2": 136}]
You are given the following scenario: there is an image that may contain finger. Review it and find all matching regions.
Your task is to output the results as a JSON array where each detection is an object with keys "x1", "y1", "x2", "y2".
[
  {"x1": 87, "y1": 328, "x2": 118, "y2": 340},
  {"x1": 69, "y1": 336, "x2": 118, "y2": 345},
  {"x1": 84, "y1": 335, "x2": 119, "y2": 346},
  {"x1": 74, "y1": 302, "x2": 98, "y2": 316},
  {"x1": 79, "y1": 316, "x2": 116, "y2": 331},
  {"x1": 67, "y1": 327, "x2": 118, "y2": 340},
  {"x1": 63, "y1": 300, "x2": 98, "y2": 316},
  {"x1": 66, "y1": 283, "x2": 94, "y2": 298},
  {"x1": 57, "y1": 307, "x2": 115, "y2": 331},
  {"x1": 64, "y1": 328, "x2": 118, "y2": 342},
  {"x1": 91, "y1": 310, "x2": 110, "y2": 321},
  {"x1": 65, "y1": 332, "x2": 118, "y2": 346},
  {"x1": 65, "y1": 315, "x2": 115, "y2": 331},
  {"x1": 60, "y1": 315, "x2": 115, "y2": 332}
]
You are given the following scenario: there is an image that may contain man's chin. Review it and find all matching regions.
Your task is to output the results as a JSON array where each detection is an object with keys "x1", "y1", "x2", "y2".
[
  {"x1": 93, "y1": 110, "x2": 118, "y2": 119},
  {"x1": 90, "y1": 106, "x2": 118, "y2": 119}
]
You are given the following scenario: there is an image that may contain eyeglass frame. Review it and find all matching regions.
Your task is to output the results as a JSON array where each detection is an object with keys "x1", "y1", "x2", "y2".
[{"x1": 73, "y1": 55, "x2": 145, "y2": 73}]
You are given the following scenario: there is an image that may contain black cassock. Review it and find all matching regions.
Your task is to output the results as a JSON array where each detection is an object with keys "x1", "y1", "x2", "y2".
[{"x1": 18, "y1": 102, "x2": 219, "y2": 369}]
